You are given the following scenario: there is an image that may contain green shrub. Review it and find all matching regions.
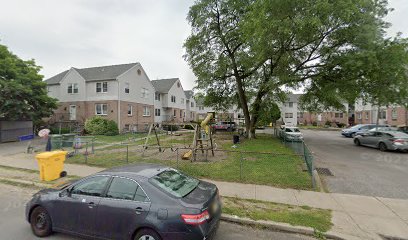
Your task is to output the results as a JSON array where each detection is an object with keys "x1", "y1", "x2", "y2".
[
  {"x1": 50, "y1": 127, "x2": 71, "y2": 134},
  {"x1": 85, "y1": 116, "x2": 119, "y2": 136},
  {"x1": 325, "y1": 120, "x2": 332, "y2": 126},
  {"x1": 162, "y1": 125, "x2": 180, "y2": 131},
  {"x1": 104, "y1": 120, "x2": 119, "y2": 136},
  {"x1": 312, "y1": 121, "x2": 318, "y2": 126},
  {"x1": 184, "y1": 124, "x2": 195, "y2": 130}
]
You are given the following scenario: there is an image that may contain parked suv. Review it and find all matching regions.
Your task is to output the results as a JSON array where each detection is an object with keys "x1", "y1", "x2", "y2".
[{"x1": 213, "y1": 121, "x2": 237, "y2": 132}]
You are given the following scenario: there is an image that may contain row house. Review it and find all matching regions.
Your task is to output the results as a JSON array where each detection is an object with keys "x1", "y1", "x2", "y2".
[
  {"x1": 279, "y1": 94, "x2": 349, "y2": 126},
  {"x1": 45, "y1": 63, "x2": 155, "y2": 132},
  {"x1": 195, "y1": 99, "x2": 244, "y2": 123},
  {"x1": 354, "y1": 100, "x2": 408, "y2": 126}
]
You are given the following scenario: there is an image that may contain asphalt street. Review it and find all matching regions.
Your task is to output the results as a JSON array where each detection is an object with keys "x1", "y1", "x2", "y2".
[
  {"x1": 303, "y1": 129, "x2": 408, "y2": 199},
  {"x1": 0, "y1": 184, "x2": 313, "y2": 240}
]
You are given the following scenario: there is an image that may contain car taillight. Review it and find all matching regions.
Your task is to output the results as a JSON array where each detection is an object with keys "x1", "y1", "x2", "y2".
[
  {"x1": 181, "y1": 210, "x2": 210, "y2": 225},
  {"x1": 393, "y1": 139, "x2": 405, "y2": 143}
]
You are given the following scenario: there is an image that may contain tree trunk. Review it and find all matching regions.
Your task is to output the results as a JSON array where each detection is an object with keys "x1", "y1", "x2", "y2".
[{"x1": 232, "y1": 71, "x2": 252, "y2": 138}]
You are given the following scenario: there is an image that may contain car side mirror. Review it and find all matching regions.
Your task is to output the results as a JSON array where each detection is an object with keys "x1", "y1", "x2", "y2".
[{"x1": 59, "y1": 188, "x2": 72, "y2": 197}]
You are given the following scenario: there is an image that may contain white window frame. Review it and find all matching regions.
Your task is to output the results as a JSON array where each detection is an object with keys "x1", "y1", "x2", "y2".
[
  {"x1": 191, "y1": 102, "x2": 194, "y2": 107},
  {"x1": 155, "y1": 92, "x2": 161, "y2": 101},
  {"x1": 155, "y1": 108, "x2": 161, "y2": 116},
  {"x1": 285, "y1": 113, "x2": 293, "y2": 118},
  {"x1": 335, "y1": 112, "x2": 344, "y2": 118},
  {"x1": 181, "y1": 98, "x2": 184, "y2": 104},
  {"x1": 357, "y1": 112, "x2": 362, "y2": 120},
  {"x1": 96, "y1": 82, "x2": 108, "y2": 93},
  {"x1": 365, "y1": 112, "x2": 369, "y2": 120},
  {"x1": 392, "y1": 108, "x2": 398, "y2": 120},
  {"x1": 171, "y1": 95, "x2": 176, "y2": 103},
  {"x1": 67, "y1": 83, "x2": 79, "y2": 94},
  {"x1": 288, "y1": 102, "x2": 293, "y2": 108},
  {"x1": 128, "y1": 104, "x2": 133, "y2": 116},
  {"x1": 95, "y1": 103, "x2": 108, "y2": 115},
  {"x1": 125, "y1": 82, "x2": 130, "y2": 94},
  {"x1": 143, "y1": 106, "x2": 150, "y2": 116},
  {"x1": 379, "y1": 110, "x2": 387, "y2": 120},
  {"x1": 141, "y1": 88, "x2": 149, "y2": 99}
]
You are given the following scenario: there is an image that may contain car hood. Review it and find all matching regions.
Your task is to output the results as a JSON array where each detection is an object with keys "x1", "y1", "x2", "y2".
[
  {"x1": 286, "y1": 132, "x2": 302, "y2": 136},
  {"x1": 179, "y1": 180, "x2": 217, "y2": 208}
]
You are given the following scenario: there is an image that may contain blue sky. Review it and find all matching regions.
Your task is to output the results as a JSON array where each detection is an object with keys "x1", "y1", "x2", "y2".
[{"x1": 0, "y1": 0, "x2": 406, "y2": 90}]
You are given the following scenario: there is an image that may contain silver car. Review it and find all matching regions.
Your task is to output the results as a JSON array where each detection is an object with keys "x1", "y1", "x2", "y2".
[{"x1": 354, "y1": 130, "x2": 408, "y2": 152}]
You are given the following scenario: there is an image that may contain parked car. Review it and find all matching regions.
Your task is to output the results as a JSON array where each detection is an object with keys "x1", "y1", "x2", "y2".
[
  {"x1": 354, "y1": 130, "x2": 408, "y2": 152},
  {"x1": 397, "y1": 125, "x2": 408, "y2": 134},
  {"x1": 355, "y1": 126, "x2": 397, "y2": 136},
  {"x1": 26, "y1": 164, "x2": 221, "y2": 240},
  {"x1": 280, "y1": 126, "x2": 303, "y2": 141},
  {"x1": 213, "y1": 121, "x2": 237, "y2": 132},
  {"x1": 341, "y1": 124, "x2": 389, "y2": 138}
]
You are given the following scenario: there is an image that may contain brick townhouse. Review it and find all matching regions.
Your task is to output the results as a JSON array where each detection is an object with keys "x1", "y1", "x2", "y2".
[{"x1": 45, "y1": 63, "x2": 155, "y2": 132}]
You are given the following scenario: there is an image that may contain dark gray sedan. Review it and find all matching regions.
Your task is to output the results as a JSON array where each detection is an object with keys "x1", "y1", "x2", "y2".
[
  {"x1": 25, "y1": 164, "x2": 221, "y2": 240},
  {"x1": 354, "y1": 130, "x2": 408, "y2": 152}
]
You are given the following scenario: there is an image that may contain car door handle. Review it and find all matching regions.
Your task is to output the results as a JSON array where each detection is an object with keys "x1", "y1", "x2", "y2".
[
  {"x1": 135, "y1": 207, "x2": 144, "y2": 214},
  {"x1": 88, "y1": 202, "x2": 96, "y2": 208}
]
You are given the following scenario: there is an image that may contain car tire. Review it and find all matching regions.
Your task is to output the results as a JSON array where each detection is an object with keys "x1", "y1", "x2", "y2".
[
  {"x1": 30, "y1": 206, "x2": 52, "y2": 237},
  {"x1": 354, "y1": 139, "x2": 361, "y2": 146},
  {"x1": 135, "y1": 228, "x2": 162, "y2": 240},
  {"x1": 379, "y1": 142, "x2": 387, "y2": 152},
  {"x1": 351, "y1": 133, "x2": 356, "y2": 138}
]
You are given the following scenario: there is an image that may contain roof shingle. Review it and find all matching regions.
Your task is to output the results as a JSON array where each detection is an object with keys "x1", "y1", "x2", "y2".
[{"x1": 151, "y1": 78, "x2": 179, "y2": 93}]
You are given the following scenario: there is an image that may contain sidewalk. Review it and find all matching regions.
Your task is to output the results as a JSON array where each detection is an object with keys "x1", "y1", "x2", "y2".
[{"x1": 0, "y1": 152, "x2": 407, "y2": 239}]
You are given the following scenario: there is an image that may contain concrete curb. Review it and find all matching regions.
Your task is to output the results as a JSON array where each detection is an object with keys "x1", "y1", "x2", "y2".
[{"x1": 221, "y1": 214, "x2": 347, "y2": 240}]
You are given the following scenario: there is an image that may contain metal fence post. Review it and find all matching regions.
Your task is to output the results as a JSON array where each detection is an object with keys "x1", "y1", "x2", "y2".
[
  {"x1": 91, "y1": 138, "x2": 95, "y2": 154},
  {"x1": 126, "y1": 145, "x2": 129, "y2": 163},
  {"x1": 239, "y1": 151, "x2": 243, "y2": 181},
  {"x1": 85, "y1": 142, "x2": 88, "y2": 164},
  {"x1": 176, "y1": 148, "x2": 179, "y2": 169}
]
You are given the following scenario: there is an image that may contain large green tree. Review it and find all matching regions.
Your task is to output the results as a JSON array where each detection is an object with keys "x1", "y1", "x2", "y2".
[
  {"x1": 184, "y1": 0, "x2": 399, "y2": 138},
  {"x1": 0, "y1": 43, "x2": 57, "y2": 122}
]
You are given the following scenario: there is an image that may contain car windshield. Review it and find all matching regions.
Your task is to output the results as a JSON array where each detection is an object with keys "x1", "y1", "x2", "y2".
[
  {"x1": 286, "y1": 128, "x2": 300, "y2": 132},
  {"x1": 149, "y1": 169, "x2": 199, "y2": 198}
]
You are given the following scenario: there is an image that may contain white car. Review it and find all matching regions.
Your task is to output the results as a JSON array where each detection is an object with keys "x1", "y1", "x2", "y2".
[{"x1": 281, "y1": 126, "x2": 304, "y2": 141}]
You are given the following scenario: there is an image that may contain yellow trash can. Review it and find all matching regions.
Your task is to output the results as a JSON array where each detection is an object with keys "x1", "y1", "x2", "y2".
[{"x1": 35, "y1": 151, "x2": 68, "y2": 181}]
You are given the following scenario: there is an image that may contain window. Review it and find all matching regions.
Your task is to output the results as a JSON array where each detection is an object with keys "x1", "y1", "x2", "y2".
[
  {"x1": 199, "y1": 106, "x2": 204, "y2": 111},
  {"x1": 191, "y1": 102, "x2": 194, "y2": 107},
  {"x1": 141, "y1": 88, "x2": 149, "y2": 99},
  {"x1": 379, "y1": 110, "x2": 387, "y2": 119},
  {"x1": 95, "y1": 104, "x2": 108, "y2": 115},
  {"x1": 297, "y1": 112, "x2": 304, "y2": 118},
  {"x1": 357, "y1": 112, "x2": 362, "y2": 120},
  {"x1": 335, "y1": 113, "x2": 344, "y2": 118},
  {"x1": 96, "y1": 82, "x2": 108, "y2": 93},
  {"x1": 155, "y1": 108, "x2": 161, "y2": 116},
  {"x1": 392, "y1": 108, "x2": 398, "y2": 120},
  {"x1": 180, "y1": 110, "x2": 183, "y2": 118},
  {"x1": 134, "y1": 185, "x2": 149, "y2": 202},
  {"x1": 288, "y1": 102, "x2": 293, "y2": 108},
  {"x1": 127, "y1": 105, "x2": 133, "y2": 116},
  {"x1": 143, "y1": 106, "x2": 150, "y2": 116},
  {"x1": 149, "y1": 169, "x2": 199, "y2": 198},
  {"x1": 171, "y1": 95, "x2": 176, "y2": 103},
  {"x1": 173, "y1": 109, "x2": 177, "y2": 117},
  {"x1": 365, "y1": 112, "x2": 369, "y2": 120},
  {"x1": 181, "y1": 98, "x2": 184, "y2": 104},
  {"x1": 285, "y1": 113, "x2": 293, "y2": 118},
  {"x1": 67, "y1": 83, "x2": 78, "y2": 94},
  {"x1": 106, "y1": 177, "x2": 138, "y2": 200},
  {"x1": 125, "y1": 83, "x2": 130, "y2": 93},
  {"x1": 183, "y1": 111, "x2": 186, "y2": 117},
  {"x1": 155, "y1": 92, "x2": 161, "y2": 101},
  {"x1": 71, "y1": 176, "x2": 110, "y2": 197}
]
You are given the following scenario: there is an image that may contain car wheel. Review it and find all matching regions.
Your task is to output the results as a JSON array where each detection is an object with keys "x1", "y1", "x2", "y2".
[
  {"x1": 351, "y1": 133, "x2": 356, "y2": 138},
  {"x1": 354, "y1": 139, "x2": 361, "y2": 146},
  {"x1": 30, "y1": 206, "x2": 52, "y2": 237},
  {"x1": 379, "y1": 142, "x2": 387, "y2": 152},
  {"x1": 135, "y1": 229, "x2": 162, "y2": 240}
]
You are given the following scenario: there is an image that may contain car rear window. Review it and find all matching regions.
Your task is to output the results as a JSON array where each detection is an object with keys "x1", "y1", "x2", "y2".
[{"x1": 149, "y1": 169, "x2": 199, "y2": 198}]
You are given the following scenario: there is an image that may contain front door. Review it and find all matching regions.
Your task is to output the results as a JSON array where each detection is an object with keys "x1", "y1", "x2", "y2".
[{"x1": 69, "y1": 105, "x2": 76, "y2": 121}]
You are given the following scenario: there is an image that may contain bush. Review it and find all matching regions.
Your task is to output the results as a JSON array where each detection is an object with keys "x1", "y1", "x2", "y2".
[
  {"x1": 162, "y1": 125, "x2": 180, "y2": 131},
  {"x1": 50, "y1": 127, "x2": 71, "y2": 134},
  {"x1": 184, "y1": 124, "x2": 195, "y2": 130},
  {"x1": 85, "y1": 116, "x2": 119, "y2": 136},
  {"x1": 325, "y1": 120, "x2": 332, "y2": 127},
  {"x1": 337, "y1": 122, "x2": 346, "y2": 128},
  {"x1": 312, "y1": 121, "x2": 318, "y2": 126}
]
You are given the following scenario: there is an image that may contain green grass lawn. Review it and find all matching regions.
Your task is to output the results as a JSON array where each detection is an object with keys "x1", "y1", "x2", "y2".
[
  {"x1": 66, "y1": 134, "x2": 313, "y2": 190},
  {"x1": 222, "y1": 197, "x2": 332, "y2": 232},
  {"x1": 93, "y1": 133, "x2": 148, "y2": 144}
]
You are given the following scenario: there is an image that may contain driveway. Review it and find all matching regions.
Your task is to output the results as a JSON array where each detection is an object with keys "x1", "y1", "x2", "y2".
[
  {"x1": 0, "y1": 184, "x2": 313, "y2": 240},
  {"x1": 303, "y1": 130, "x2": 408, "y2": 199}
]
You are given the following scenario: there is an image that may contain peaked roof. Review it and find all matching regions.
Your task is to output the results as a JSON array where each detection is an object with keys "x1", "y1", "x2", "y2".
[
  {"x1": 44, "y1": 70, "x2": 69, "y2": 85},
  {"x1": 151, "y1": 78, "x2": 179, "y2": 93},
  {"x1": 184, "y1": 90, "x2": 194, "y2": 99},
  {"x1": 44, "y1": 63, "x2": 139, "y2": 84}
]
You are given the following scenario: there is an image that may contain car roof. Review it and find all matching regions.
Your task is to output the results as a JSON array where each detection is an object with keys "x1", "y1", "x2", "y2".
[
  {"x1": 99, "y1": 163, "x2": 169, "y2": 179},
  {"x1": 381, "y1": 131, "x2": 408, "y2": 137}
]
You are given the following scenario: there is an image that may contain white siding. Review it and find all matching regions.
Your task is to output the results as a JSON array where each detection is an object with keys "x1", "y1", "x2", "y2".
[
  {"x1": 117, "y1": 65, "x2": 155, "y2": 105},
  {"x1": 57, "y1": 69, "x2": 87, "y2": 102}
]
